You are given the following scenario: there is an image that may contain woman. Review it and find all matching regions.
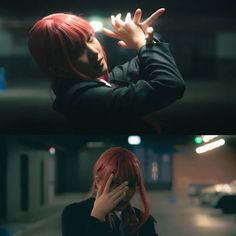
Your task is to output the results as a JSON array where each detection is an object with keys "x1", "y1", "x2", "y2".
[
  {"x1": 28, "y1": 9, "x2": 185, "y2": 132},
  {"x1": 62, "y1": 147, "x2": 158, "y2": 236}
]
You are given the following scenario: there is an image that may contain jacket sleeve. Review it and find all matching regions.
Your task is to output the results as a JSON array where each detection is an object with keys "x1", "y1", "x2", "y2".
[
  {"x1": 139, "y1": 215, "x2": 159, "y2": 236},
  {"x1": 61, "y1": 204, "x2": 109, "y2": 236},
  {"x1": 66, "y1": 42, "x2": 185, "y2": 117}
]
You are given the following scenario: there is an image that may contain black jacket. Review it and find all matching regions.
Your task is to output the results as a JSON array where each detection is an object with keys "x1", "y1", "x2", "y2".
[
  {"x1": 53, "y1": 42, "x2": 185, "y2": 133},
  {"x1": 61, "y1": 198, "x2": 158, "y2": 236}
]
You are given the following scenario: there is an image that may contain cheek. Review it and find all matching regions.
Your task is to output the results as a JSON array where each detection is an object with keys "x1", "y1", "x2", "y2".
[
  {"x1": 76, "y1": 53, "x2": 88, "y2": 66},
  {"x1": 95, "y1": 40, "x2": 104, "y2": 54},
  {"x1": 75, "y1": 54, "x2": 92, "y2": 74}
]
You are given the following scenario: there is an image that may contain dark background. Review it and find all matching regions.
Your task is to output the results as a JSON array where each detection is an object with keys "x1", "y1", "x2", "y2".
[{"x1": 0, "y1": 0, "x2": 236, "y2": 134}]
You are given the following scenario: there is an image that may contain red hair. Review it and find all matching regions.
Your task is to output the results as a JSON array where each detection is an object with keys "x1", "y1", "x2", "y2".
[
  {"x1": 28, "y1": 13, "x2": 108, "y2": 81},
  {"x1": 89, "y1": 147, "x2": 150, "y2": 234}
]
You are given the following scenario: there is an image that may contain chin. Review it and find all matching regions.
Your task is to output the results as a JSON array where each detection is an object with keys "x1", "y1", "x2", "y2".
[{"x1": 93, "y1": 68, "x2": 108, "y2": 79}]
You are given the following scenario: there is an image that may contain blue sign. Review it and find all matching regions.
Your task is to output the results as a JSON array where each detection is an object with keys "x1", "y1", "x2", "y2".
[{"x1": 0, "y1": 67, "x2": 7, "y2": 90}]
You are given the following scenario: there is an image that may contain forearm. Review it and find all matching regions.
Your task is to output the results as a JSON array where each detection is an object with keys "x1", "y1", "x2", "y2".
[{"x1": 138, "y1": 42, "x2": 185, "y2": 99}]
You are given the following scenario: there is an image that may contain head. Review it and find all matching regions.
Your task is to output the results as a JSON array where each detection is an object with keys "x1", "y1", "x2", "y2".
[
  {"x1": 28, "y1": 13, "x2": 108, "y2": 81},
  {"x1": 90, "y1": 147, "x2": 150, "y2": 222}
]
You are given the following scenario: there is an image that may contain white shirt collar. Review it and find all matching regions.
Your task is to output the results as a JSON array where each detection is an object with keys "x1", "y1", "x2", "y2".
[{"x1": 98, "y1": 78, "x2": 112, "y2": 87}]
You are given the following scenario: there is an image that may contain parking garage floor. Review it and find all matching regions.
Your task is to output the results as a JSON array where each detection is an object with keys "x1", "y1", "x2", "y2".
[{"x1": 1, "y1": 191, "x2": 236, "y2": 236}]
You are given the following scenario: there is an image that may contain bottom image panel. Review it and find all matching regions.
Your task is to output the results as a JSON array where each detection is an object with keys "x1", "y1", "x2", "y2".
[{"x1": 0, "y1": 135, "x2": 236, "y2": 236}]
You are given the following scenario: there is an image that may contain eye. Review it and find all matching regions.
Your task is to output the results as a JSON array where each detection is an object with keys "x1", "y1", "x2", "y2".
[{"x1": 87, "y1": 35, "x2": 94, "y2": 42}]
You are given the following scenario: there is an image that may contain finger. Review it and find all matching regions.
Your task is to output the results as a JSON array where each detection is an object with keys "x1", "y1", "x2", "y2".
[
  {"x1": 145, "y1": 34, "x2": 154, "y2": 42},
  {"x1": 115, "y1": 13, "x2": 124, "y2": 27},
  {"x1": 113, "y1": 191, "x2": 127, "y2": 206},
  {"x1": 96, "y1": 185, "x2": 102, "y2": 199},
  {"x1": 110, "y1": 181, "x2": 128, "y2": 196},
  {"x1": 116, "y1": 13, "x2": 122, "y2": 19},
  {"x1": 125, "y1": 12, "x2": 132, "y2": 22},
  {"x1": 111, "y1": 186, "x2": 128, "y2": 202},
  {"x1": 111, "y1": 15, "x2": 116, "y2": 27},
  {"x1": 145, "y1": 27, "x2": 154, "y2": 40},
  {"x1": 104, "y1": 173, "x2": 113, "y2": 193},
  {"x1": 147, "y1": 26, "x2": 154, "y2": 34},
  {"x1": 102, "y1": 28, "x2": 118, "y2": 39},
  {"x1": 118, "y1": 41, "x2": 128, "y2": 48},
  {"x1": 141, "y1": 8, "x2": 165, "y2": 27},
  {"x1": 133, "y1": 8, "x2": 142, "y2": 24}
]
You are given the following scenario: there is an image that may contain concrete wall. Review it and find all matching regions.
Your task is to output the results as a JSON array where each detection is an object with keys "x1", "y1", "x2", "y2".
[
  {"x1": 0, "y1": 138, "x2": 7, "y2": 220},
  {"x1": 6, "y1": 138, "x2": 55, "y2": 219},
  {"x1": 7, "y1": 139, "x2": 23, "y2": 219},
  {"x1": 78, "y1": 146, "x2": 110, "y2": 192},
  {"x1": 28, "y1": 150, "x2": 53, "y2": 212},
  {"x1": 173, "y1": 143, "x2": 236, "y2": 198}
]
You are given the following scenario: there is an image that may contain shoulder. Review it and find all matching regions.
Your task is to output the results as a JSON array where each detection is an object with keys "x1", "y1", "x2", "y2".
[{"x1": 62, "y1": 198, "x2": 95, "y2": 220}]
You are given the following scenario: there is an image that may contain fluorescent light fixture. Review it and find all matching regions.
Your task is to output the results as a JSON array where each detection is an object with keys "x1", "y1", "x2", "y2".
[
  {"x1": 202, "y1": 135, "x2": 219, "y2": 143},
  {"x1": 196, "y1": 138, "x2": 225, "y2": 154},
  {"x1": 128, "y1": 136, "x2": 141, "y2": 145}
]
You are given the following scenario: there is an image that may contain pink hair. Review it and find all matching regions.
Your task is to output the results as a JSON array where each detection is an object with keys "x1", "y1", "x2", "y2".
[
  {"x1": 28, "y1": 13, "x2": 109, "y2": 81},
  {"x1": 88, "y1": 147, "x2": 150, "y2": 234}
]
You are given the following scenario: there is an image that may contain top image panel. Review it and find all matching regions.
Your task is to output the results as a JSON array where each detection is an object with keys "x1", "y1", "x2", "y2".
[{"x1": 0, "y1": 0, "x2": 236, "y2": 134}]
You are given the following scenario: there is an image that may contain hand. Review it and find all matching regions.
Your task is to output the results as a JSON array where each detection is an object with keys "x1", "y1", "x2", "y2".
[
  {"x1": 103, "y1": 8, "x2": 165, "y2": 48},
  {"x1": 90, "y1": 174, "x2": 129, "y2": 221},
  {"x1": 133, "y1": 8, "x2": 165, "y2": 42},
  {"x1": 103, "y1": 12, "x2": 146, "y2": 49}
]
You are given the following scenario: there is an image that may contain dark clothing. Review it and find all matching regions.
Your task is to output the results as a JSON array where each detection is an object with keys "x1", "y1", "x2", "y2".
[
  {"x1": 61, "y1": 198, "x2": 158, "y2": 236},
  {"x1": 53, "y1": 42, "x2": 185, "y2": 133}
]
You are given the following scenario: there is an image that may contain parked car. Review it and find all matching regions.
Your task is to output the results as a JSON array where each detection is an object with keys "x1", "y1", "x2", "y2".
[{"x1": 199, "y1": 180, "x2": 236, "y2": 213}]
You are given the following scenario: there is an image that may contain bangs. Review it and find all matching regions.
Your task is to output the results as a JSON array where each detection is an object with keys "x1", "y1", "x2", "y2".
[
  {"x1": 63, "y1": 14, "x2": 94, "y2": 48},
  {"x1": 45, "y1": 13, "x2": 95, "y2": 57},
  {"x1": 97, "y1": 148, "x2": 141, "y2": 187},
  {"x1": 112, "y1": 158, "x2": 138, "y2": 187}
]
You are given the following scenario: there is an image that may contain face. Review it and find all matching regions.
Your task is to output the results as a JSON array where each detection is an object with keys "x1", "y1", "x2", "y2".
[
  {"x1": 110, "y1": 182, "x2": 136, "y2": 211},
  {"x1": 74, "y1": 34, "x2": 108, "y2": 79}
]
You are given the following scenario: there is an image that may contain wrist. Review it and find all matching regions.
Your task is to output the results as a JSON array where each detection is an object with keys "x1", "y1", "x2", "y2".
[
  {"x1": 91, "y1": 209, "x2": 106, "y2": 222},
  {"x1": 135, "y1": 40, "x2": 146, "y2": 50}
]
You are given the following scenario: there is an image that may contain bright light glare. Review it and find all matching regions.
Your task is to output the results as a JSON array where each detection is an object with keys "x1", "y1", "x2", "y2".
[
  {"x1": 128, "y1": 136, "x2": 141, "y2": 145},
  {"x1": 215, "y1": 184, "x2": 232, "y2": 193},
  {"x1": 196, "y1": 139, "x2": 225, "y2": 154},
  {"x1": 223, "y1": 184, "x2": 231, "y2": 193},
  {"x1": 215, "y1": 184, "x2": 223, "y2": 192},
  {"x1": 89, "y1": 21, "x2": 103, "y2": 32},
  {"x1": 202, "y1": 135, "x2": 219, "y2": 143},
  {"x1": 49, "y1": 147, "x2": 56, "y2": 155}
]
